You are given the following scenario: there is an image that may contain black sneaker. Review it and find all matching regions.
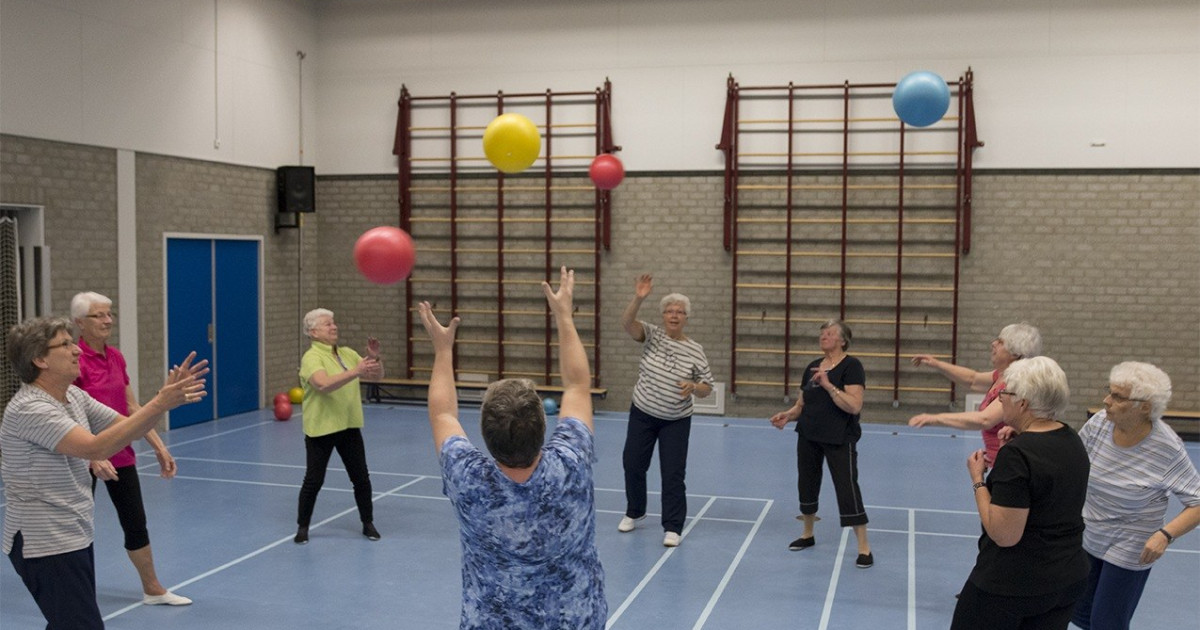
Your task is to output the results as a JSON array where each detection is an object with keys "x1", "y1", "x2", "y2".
[
  {"x1": 294, "y1": 526, "x2": 309, "y2": 545},
  {"x1": 856, "y1": 552, "x2": 874, "y2": 568},
  {"x1": 788, "y1": 536, "x2": 815, "y2": 551},
  {"x1": 363, "y1": 522, "x2": 381, "y2": 541}
]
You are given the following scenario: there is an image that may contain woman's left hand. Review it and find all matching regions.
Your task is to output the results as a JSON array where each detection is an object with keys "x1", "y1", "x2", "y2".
[
  {"x1": 966, "y1": 449, "x2": 987, "y2": 480},
  {"x1": 366, "y1": 336, "x2": 381, "y2": 358},
  {"x1": 1139, "y1": 532, "x2": 1169, "y2": 565},
  {"x1": 678, "y1": 381, "x2": 696, "y2": 398},
  {"x1": 156, "y1": 449, "x2": 177, "y2": 479}
]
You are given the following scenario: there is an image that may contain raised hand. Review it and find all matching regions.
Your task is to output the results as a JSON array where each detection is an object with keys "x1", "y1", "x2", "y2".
[
  {"x1": 634, "y1": 273, "x2": 653, "y2": 299},
  {"x1": 366, "y1": 336, "x2": 382, "y2": 358},
  {"x1": 419, "y1": 301, "x2": 460, "y2": 354},
  {"x1": 161, "y1": 352, "x2": 209, "y2": 410},
  {"x1": 542, "y1": 266, "x2": 575, "y2": 317}
]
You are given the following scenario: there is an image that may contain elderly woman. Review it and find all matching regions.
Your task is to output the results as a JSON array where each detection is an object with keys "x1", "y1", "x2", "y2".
[
  {"x1": 617, "y1": 274, "x2": 714, "y2": 547},
  {"x1": 70, "y1": 292, "x2": 191, "y2": 606},
  {"x1": 1, "y1": 317, "x2": 205, "y2": 629},
  {"x1": 1071, "y1": 362, "x2": 1200, "y2": 630},
  {"x1": 771, "y1": 320, "x2": 873, "y2": 567},
  {"x1": 951, "y1": 356, "x2": 1090, "y2": 630},
  {"x1": 418, "y1": 267, "x2": 606, "y2": 628},
  {"x1": 909, "y1": 323, "x2": 1042, "y2": 466},
  {"x1": 294, "y1": 308, "x2": 383, "y2": 544}
]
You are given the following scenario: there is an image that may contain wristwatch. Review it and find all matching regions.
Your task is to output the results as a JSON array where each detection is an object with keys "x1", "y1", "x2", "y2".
[
  {"x1": 1158, "y1": 528, "x2": 1175, "y2": 544},
  {"x1": 972, "y1": 481, "x2": 986, "y2": 491}
]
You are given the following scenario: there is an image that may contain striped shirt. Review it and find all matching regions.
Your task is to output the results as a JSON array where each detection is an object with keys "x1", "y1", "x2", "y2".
[
  {"x1": 1, "y1": 383, "x2": 118, "y2": 558},
  {"x1": 1079, "y1": 410, "x2": 1200, "y2": 571},
  {"x1": 631, "y1": 322, "x2": 714, "y2": 420}
]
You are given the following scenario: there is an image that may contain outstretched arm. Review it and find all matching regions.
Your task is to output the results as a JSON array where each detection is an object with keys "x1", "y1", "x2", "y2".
[
  {"x1": 911, "y1": 355, "x2": 993, "y2": 392},
  {"x1": 909, "y1": 398, "x2": 1004, "y2": 430},
  {"x1": 620, "y1": 274, "x2": 652, "y2": 342},
  {"x1": 544, "y1": 267, "x2": 593, "y2": 433},
  {"x1": 57, "y1": 353, "x2": 208, "y2": 461},
  {"x1": 418, "y1": 302, "x2": 467, "y2": 453}
]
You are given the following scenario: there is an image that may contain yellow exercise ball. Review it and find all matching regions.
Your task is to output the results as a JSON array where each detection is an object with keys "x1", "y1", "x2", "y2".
[
  {"x1": 482, "y1": 113, "x2": 541, "y2": 174},
  {"x1": 288, "y1": 387, "x2": 304, "y2": 404}
]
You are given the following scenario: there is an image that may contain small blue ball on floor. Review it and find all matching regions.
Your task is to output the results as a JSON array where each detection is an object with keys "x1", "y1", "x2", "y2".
[{"x1": 543, "y1": 397, "x2": 558, "y2": 416}]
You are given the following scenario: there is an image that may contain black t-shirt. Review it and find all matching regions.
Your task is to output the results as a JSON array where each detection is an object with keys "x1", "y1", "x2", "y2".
[
  {"x1": 968, "y1": 423, "x2": 1091, "y2": 596},
  {"x1": 795, "y1": 356, "x2": 865, "y2": 445}
]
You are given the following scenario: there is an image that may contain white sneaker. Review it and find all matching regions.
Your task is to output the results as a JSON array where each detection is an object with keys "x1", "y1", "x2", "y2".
[
  {"x1": 143, "y1": 591, "x2": 192, "y2": 606},
  {"x1": 663, "y1": 532, "x2": 681, "y2": 547},
  {"x1": 617, "y1": 516, "x2": 642, "y2": 532}
]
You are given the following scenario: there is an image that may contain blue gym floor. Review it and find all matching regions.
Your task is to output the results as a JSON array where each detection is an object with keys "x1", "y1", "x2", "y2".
[{"x1": 3, "y1": 404, "x2": 1198, "y2": 629}]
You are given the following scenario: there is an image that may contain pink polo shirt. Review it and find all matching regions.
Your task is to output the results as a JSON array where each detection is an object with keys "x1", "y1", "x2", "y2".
[{"x1": 74, "y1": 338, "x2": 136, "y2": 468}]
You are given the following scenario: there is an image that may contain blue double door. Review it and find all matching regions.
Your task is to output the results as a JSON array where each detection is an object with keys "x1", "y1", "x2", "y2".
[{"x1": 166, "y1": 238, "x2": 261, "y2": 427}]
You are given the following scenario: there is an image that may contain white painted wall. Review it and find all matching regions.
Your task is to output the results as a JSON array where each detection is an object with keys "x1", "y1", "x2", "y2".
[
  {"x1": 2, "y1": 0, "x2": 1197, "y2": 173},
  {"x1": 0, "y1": 0, "x2": 319, "y2": 167},
  {"x1": 313, "y1": 0, "x2": 1200, "y2": 174}
]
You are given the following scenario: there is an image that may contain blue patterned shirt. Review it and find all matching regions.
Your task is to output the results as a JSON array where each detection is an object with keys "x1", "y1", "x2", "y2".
[{"x1": 440, "y1": 417, "x2": 607, "y2": 629}]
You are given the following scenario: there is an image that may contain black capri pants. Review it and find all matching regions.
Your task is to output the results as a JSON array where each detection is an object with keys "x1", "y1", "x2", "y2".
[
  {"x1": 796, "y1": 436, "x2": 868, "y2": 527},
  {"x1": 92, "y1": 463, "x2": 151, "y2": 551},
  {"x1": 297, "y1": 427, "x2": 374, "y2": 527}
]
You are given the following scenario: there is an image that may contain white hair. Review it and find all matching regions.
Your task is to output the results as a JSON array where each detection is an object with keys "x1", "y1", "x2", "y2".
[
  {"x1": 303, "y1": 308, "x2": 334, "y2": 335},
  {"x1": 1109, "y1": 361, "x2": 1172, "y2": 421},
  {"x1": 659, "y1": 293, "x2": 691, "y2": 316},
  {"x1": 70, "y1": 291, "x2": 112, "y2": 321},
  {"x1": 1002, "y1": 356, "x2": 1069, "y2": 421},
  {"x1": 997, "y1": 322, "x2": 1042, "y2": 359}
]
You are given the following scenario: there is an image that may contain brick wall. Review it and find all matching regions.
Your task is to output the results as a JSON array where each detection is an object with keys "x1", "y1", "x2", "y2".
[
  {"x1": 3, "y1": 132, "x2": 1197, "y2": 429},
  {"x1": 0, "y1": 135, "x2": 119, "y2": 320}
]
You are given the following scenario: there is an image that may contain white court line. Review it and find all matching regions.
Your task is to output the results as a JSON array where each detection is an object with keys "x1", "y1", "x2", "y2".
[
  {"x1": 818, "y1": 526, "x2": 852, "y2": 630},
  {"x1": 908, "y1": 509, "x2": 917, "y2": 630},
  {"x1": 606, "y1": 496, "x2": 719, "y2": 629},
  {"x1": 101, "y1": 477, "x2": 426, "y2": 622},
  {"x1": 691, "y1": 499, "x2": 774, "y2": 630}
]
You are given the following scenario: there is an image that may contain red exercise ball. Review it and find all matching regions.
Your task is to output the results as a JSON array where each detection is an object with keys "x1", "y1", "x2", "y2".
[
  {"x1": 589, "y1": 154, "x2": 625, "y2": 191},
  {"x1": 354, "y1": 226, "x2": 415, "y2": 285},
  {"x1": 273, "y1": 392, "x2": 290, "y2": 407},
  {"x1": 274, "y1": 399, "x2": 293, "y2": 421}
]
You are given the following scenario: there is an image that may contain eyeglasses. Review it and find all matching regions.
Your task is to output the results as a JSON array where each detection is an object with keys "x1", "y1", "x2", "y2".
[
  {"x1": 85, "y1": 311, "x2": 115, "y2": 320},
  {"x1": 46, "y1": 339, "x2": 77, "y2": 351},
  {"x1": 663, "y1": 309, "x2": 687, "y2": 316},
  {"x1": 997, "y1": 390, "x2": 1018, "y2": 398},
  {"x1": 1103, "y1": 389, "x2": 1146, "y2": 404}
]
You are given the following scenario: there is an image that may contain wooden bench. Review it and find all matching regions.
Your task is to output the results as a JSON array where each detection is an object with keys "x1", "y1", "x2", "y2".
[
  {"x1": 361, "y1": 377, "x2": 607, "y2": 404},
  {"x1": 1086, "y1": 407, "x2": 1200, "y2": 441}
]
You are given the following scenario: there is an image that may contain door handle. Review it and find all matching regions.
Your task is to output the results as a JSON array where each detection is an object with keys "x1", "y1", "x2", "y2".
[{"x1": 208, "y1": 323, "x2": 215, "y2": 344}]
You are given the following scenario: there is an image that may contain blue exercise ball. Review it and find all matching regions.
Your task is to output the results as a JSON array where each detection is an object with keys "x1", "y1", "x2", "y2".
[
  {"x1": 542, "y1": 397, "x2": 558, "y2": 415},
  {"x1": 892, "y1": 71, "x2": 951, "y2": 128}
]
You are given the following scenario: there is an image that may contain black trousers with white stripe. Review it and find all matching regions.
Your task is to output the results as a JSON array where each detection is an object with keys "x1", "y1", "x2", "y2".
[{"x1": 795, "y1": 435, "x2": 869, "y2": 527}]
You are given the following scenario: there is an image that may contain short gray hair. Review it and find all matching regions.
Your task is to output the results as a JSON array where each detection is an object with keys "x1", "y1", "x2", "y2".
[
  {"x1": 1002, "y1": 356, "x2": 1069, "y2": 421},
  {"x1": 659, "y1": 293, "x2": 691, "y2": 316},
  {"x1": 1109, "y1": 362, "x2": 1172, "y2": 421},
  {"x1": 998, "y1": 323, "x2": 1042, "y2": 359},
  {"x1": 6, "y1": 317, "x2": 73, "y2": 383},
  {"x1": 303, "y1": 308, "x2": 334, "y2": 335},
  {"x1": 70, "y1": 291, "x2": 112, "y2": 321},
  {"x1": 820, "y1": 319, "x2": 852, "y2": 351}
]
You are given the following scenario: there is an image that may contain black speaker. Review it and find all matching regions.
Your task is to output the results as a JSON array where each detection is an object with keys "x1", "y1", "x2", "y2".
[{"x1": 277, "y1": 166, "x2": 315, "y2": 213}]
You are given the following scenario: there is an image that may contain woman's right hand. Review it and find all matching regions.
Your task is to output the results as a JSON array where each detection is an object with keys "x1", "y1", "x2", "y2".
[
  {"x1": 769, "y1": 411, "x2": 793, "y2": 429},
  {"x1": 634, "y1": 274, "x2": 652, "y2": 299},
  {"x1": 911, "y1": 354, "x2": 937, "y2": 368},
  {"x1": 158, "y1": 352, "x2": 209, "y2": 410},
  {"x1": 908, "y1": 414, "x2": 939, "y2": 428}
]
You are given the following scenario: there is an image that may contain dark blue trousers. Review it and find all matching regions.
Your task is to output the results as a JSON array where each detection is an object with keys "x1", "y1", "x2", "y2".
[
  {"x1": 622, "y1": 404, "x2": 691, "y2": 534},
  {"x1": 1070, "y1": 553, "x2": 1152, "y2": 630},
  {"x1": 7, "y1": 531, "x2": 105, "y2": 629}
]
